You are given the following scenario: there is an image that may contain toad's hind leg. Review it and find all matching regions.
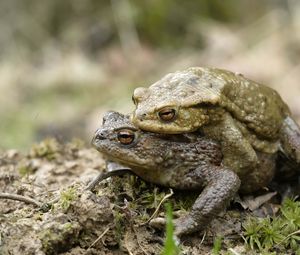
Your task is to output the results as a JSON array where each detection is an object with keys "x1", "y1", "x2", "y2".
[
  {"x1": 280, "y1": 116, "x2": 300, "y2": 164},
  {"x1": 239, "y1": 152, "x2": 276, "y2": 194}
]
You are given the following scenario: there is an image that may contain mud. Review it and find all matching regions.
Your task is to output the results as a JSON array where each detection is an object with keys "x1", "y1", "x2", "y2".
[{"x1": 0, "y1": 139, "x2": 277, "y2": 255}]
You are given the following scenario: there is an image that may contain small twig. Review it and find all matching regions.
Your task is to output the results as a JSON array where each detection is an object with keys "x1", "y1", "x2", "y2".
[
  {"x1": 228, "y1": 248, "x2": 241, "y2": 255},
  {"x1": 124, "y1": 230, "x2": 134, "y2": 255},
  {"x1": 132, "y1": 227, "x2": 150, "y2": 255},
  {"x1": 240, "y1": 233, "x2": 247, "y2": 244},
  {"x1": 45, "y1": 197, "x2": 60, "y2": 205},
  {"x1": 199, "y1": 231, "x2": 206, "y2": 246},
  {"x1": 141, "y1": 189, "x2": 174, "y2": 225},
  {"x1": 274, "y1": 229, "x2": 300, "y2": 248},
  {"x1": 124, "y1": 243, "x2": 134, "y2": 254},
  {"x1": 0, "y1": 192, "x2": 42, "y2": 207},
  {"x1": 88, "y1": 227, "x2": 110, "y2": 249}
]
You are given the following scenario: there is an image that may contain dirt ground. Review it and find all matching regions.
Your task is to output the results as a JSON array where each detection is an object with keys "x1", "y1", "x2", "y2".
[{"x1": 0, "y1": 138, "x2": 293, "y2": 255}]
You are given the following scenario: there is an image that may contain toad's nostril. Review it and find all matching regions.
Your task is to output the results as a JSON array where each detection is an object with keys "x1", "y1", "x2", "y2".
[
  {"x1": 138, "y1": 113, "x2": 147, "y2": 121},
  {"x1": 133, "y1": 111, "x2": 147, "y2": 122},
  {"x1": 95, "y1": 131, "x2": 106, "y2": 140}
]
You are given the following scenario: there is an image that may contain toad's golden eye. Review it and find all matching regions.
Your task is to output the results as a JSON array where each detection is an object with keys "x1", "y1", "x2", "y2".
[
  {"x1": 117, "y1": 129, "x2": 135, "y2": 145},
  {"x1": 158, "y1": 108, "x2": 176, "y2": 122}
]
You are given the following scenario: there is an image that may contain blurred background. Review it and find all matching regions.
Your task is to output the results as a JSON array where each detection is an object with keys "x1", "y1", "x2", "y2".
[{"x1": 0, "y1": 0, "x2": 300, "y2": 150}]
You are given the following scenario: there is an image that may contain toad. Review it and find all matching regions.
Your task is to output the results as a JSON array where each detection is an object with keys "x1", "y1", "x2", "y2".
[
  {"x1": 131, "y1": 67, "x2": 300, "y2": 176},
  {"x1": 92, "y1": 111, "x2": 279, "y2": 236}
]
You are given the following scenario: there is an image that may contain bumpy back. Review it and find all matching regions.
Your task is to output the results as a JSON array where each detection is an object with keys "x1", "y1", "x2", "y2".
[{"x1": 144, "y1": 67, "x2": 290, "y2": 139}]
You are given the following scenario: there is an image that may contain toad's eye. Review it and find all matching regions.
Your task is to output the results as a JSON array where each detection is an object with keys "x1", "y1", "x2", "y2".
[
  {"x1": 117, "y1": 129, "x2": 135, "y2": 145},
  {"x1": 158, "y1": 108, "x2": 176, "y2": 122}
]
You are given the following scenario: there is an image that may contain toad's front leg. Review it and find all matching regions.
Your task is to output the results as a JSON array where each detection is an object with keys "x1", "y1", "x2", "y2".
[
  {"x1": 203, "y1": 112, "x2": 258, "y2": 175},
  {"x1": 174, "y1": 165, "x2": 240, "y2": 236}
]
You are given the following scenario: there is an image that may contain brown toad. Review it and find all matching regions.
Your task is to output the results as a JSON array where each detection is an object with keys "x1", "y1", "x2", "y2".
[
  {"x1": 131, "y1": 67, "x2": 300, "y2": 175},
  {"x1": 92, "y1": 111, "x2": 279, "y2": 236}
]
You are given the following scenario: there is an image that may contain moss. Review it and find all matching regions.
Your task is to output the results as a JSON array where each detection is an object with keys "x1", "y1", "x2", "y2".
[
  {"x1": 18, "y1": 163, "x2": 36, "y2": 176},
  {"x1": 243, "y1": 198, "x2": 300, "y2": 253},
  {"x1": 114, "y1": 210, "x2": 126, "y2": 245},
  {"x1": 30, "y1": 138, "x2": 61, "y2": 160},
  {"x1": 39, "y1": 222, "x2": 80, "y2": 255},
  {"x1": 67, "y1": 138, "x2": 85, "y2": 151},
  {"x1": 58, "y1": 186, "x2": 78, "y2": 211}
]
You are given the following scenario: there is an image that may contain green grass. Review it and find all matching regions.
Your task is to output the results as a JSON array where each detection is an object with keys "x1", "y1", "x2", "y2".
[
  {"x1": 161, "y1": 203, "x2": 180, "y2": 255},
  {"x1": 212, "y1": 236, "x2": 223, "y2": 255},
  {"x1": 243, "y1": 198, "x2": 300, "y2": 253}
]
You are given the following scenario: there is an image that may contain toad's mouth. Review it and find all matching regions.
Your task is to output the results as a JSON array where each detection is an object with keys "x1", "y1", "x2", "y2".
[
  {"x1": 97, "y1": 148, "x2": 153, "y2": 170},
  {"x1": 132, "y1": 119, "x2": 195, "y2": 134}
]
